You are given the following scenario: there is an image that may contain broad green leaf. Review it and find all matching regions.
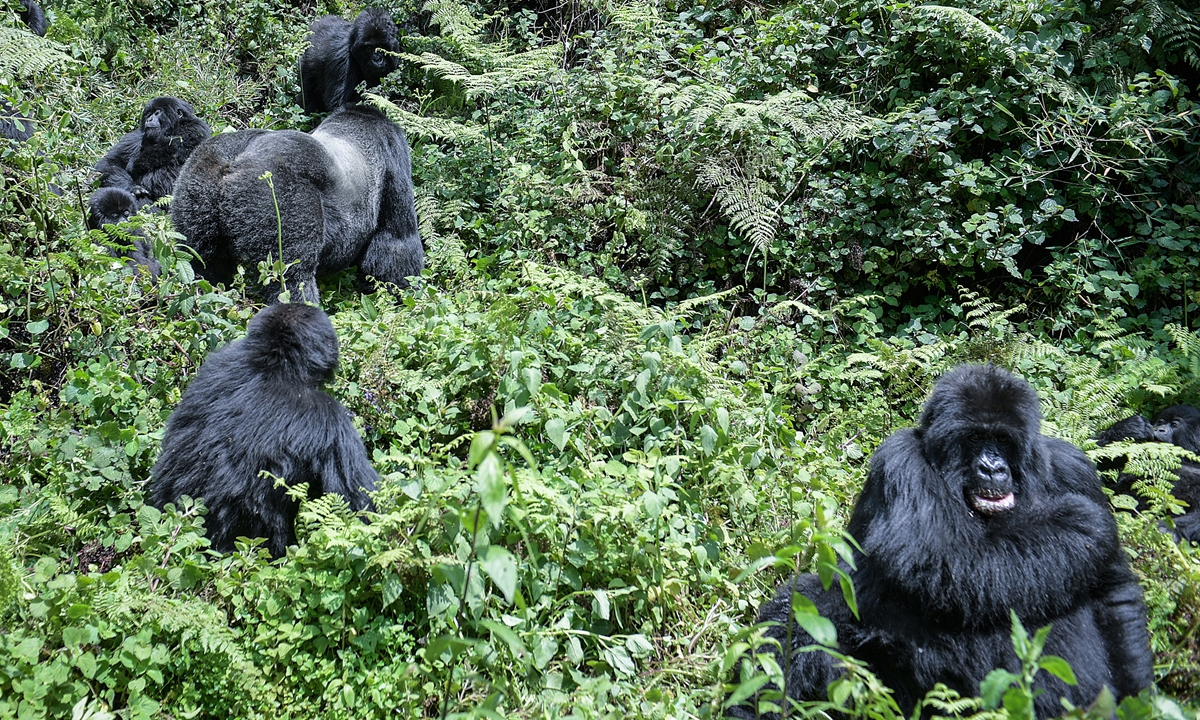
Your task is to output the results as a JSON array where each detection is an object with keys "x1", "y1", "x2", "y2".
[
  {"x1": 476, "y1": 453, "x2": 507, "y2": 527},
  {"x1": 724, "y1": 674, "x2": 771, "y2": 707},
  {"x1": 979, "y1": 668, "x2": 1018, "y2": 709},
  {"x1": 480, "y1": 546, "x2": 519, "y2": 603},
  {"x1": 790, "y1": 592, "x2": 836, "y2": 647},
  {"x1": 1038, "y1": 655, "x2": 1077, "y2": 685},
  {"x1": 545, "y1": 417, "x2": 567, "y2": 450}
]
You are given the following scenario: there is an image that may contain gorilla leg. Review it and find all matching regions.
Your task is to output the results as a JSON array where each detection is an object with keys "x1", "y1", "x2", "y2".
[
  {"x1": 219, "y1": 164, "x2": 325, "y2": 304},
  {"x1": 359, "y1": 228, "x2": 424, "y2": 290}
]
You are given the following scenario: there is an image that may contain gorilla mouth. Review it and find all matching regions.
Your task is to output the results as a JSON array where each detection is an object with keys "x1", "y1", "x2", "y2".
[{"x1": 968, "y1": 489, "x2": 1015, "y2": 515}]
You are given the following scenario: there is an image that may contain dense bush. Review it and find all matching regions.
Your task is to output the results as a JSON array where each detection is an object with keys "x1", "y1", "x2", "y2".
[{"x1": 2, "y1": 0, "x2": 1200, "y2": 716}]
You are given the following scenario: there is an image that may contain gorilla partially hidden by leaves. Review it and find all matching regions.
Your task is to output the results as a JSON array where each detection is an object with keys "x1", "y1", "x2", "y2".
[
  {"x1": 300, "y1": 8, "x2": 400, "y2": 114},
  {"x1": 148, "y1": 303, "x2": 377, "y2": 558},
  {"x1": 1096, "y1": 405, "x2": 1200, "y2": 542},
  {"x1": 729, "y1": 365, "x2": 1152, "y2": 719},
  {"x1": 89, "y1": 96, "x2": 211, "y2": 224},
  {"x1": 171, "y1": 105, "x2": 423, "y2": 303}
]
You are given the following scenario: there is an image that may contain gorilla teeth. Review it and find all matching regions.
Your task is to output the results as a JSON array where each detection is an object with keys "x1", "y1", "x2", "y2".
[{"x1": 969, "y1": 491, "x2": 1015, "y2": 515}]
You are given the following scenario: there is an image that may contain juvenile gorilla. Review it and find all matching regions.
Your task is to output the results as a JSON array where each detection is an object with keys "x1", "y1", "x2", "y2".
[
  {"x1": 91, "y1": 97, "x2": 211, "y2": 219},
  {"x1": 1097, "y1": 404, "x2": 1200, "y2": 542},
  {"x1": 148, "y1": 303, "x2": 377, "y2": 558},
  {"x1": 300, "y1": 8, "x2": 400, "y2": 114},
  {"x1": 171, "y1": 105, "x2": 423, "y2": 303},
  {"x1": 730, "y1": 365, "x2": 1152, "y2": 719}
]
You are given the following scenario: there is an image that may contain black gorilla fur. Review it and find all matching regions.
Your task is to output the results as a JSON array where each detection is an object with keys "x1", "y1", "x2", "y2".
[
  {"x1": 171, "y1": 105, "x2": 423, "y2": 303},
  {"x1": 300, "y1": 8, "x2": 400, "y2": 114},
  {"x1": 90, "y1": 96, "x2": 210, "y2": 225},
  {"x1": 148, "y1": 303, "x2": 377, "y2": 558},
  {"x1": 17, "y1": 0, "x2": 46, "y2": 35},
  {"x1": 729, "y1": 365, "x2": 1152, "y2": 719},
  {"x1": 1, "y1": 1, "x2": 47, "y2": 141},
  {"x1": 1097, "y1": 404, "x2": 1200, "y2": 542}
]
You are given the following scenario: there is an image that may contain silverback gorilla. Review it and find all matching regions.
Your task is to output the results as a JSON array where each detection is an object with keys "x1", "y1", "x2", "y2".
[
  {"x1": 148, "y1": 303, "x2": 377, "y2": 558},
  {"x1": 170, "y1": 105, "x2": 423, "y2": 303},
  {"x1": 1097, "y1": 404, "x2": 1200, "y2": 542},
  {"x1": 729, "y1": 365, "x2": 1152, "y2": 719},
  {"x1": 300, "y1": 8, "x2": 400, "y2": 114}
]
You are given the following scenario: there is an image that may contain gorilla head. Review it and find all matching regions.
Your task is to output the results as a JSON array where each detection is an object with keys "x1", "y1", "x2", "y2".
[
  {"x1": 300, "y1": 8, "x2": 401, "y2": 114},
  {"x1": 916, "y1": 365, "x2": 1042, "y2": 516},
  {"x1": 349, "y1": 9, "x2": 400, "y2": 85},
  {"x1": 87, "y1": 187, "x2": 140, "y2": 230},
  {"x1": 1153, "y1": 405, "x2": 1200, "y2": 451}
]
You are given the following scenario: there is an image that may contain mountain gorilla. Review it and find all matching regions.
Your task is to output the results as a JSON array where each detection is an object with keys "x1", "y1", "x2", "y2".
[
  {"x1": 148, "y1": 303, "x2": 377, "y2": 558},
  {"x1": 171, "y1": 105, "x2": 423, "y2": 303},
  {"x1": 300, "y1": 8, "x2": 400, "y2": 114},
  {"x1": 86, "y1": 190, "x2": 162, "y2": 278},
  {"x1": 1097, "y1": 404, "x2": 1200, "y2": 542},
  {"x1": 90, "y1": 96, "x2": 211, "y2": 223},
  {"x1": 729, "y1": 365, "x2": 1152, "y2": 720}
]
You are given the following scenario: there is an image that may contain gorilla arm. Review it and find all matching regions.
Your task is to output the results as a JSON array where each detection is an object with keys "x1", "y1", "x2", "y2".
[
  {"x1": 725, "y1": 573, "x2": 853, "y2": 719},
  {"x1": 315, "y1": 406, "x2": 378, "y2": 513},
  {"x1": 94, "y1": 130, "x2": 142, "y2": 192},
  {"x1": 1094, "y1": 415, "x2": 1155, "y2": 447},
  {"x1": 852, "y1": 431, "x2": 1119, "y2": 627}
]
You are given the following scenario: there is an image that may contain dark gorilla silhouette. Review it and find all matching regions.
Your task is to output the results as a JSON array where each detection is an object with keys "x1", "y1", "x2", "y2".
[
  {"x1": 17, "y1": 0, "x2": 46, "y2": 35},
  {"x1": 171, "y1": 105, "x2": 423, "y2": 303},
  {"x1": 730, "y1": 365, "x2": 1152, "y2": 720},
  {"x1": 148, "y1": 303, "x2": 377, "y2": 558},
  {"x1": 90, "y1": 96, "x2": 210, "y2": 224},
  {"x1": 1097, "y1": 404, "x2": 1200, "y2": 542},
  {"x1": 1, "y1": 0, "x2": 47, "y2": 141},
  {"x1": 300, "y1": 8, "x2": 400, "y2": 114}
]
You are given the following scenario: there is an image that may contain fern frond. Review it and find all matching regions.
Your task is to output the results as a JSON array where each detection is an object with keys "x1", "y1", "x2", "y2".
[
  {"x1": 697, "y1": 155, "x2": 779, "y2": 256},
  {"x1": 0, "y1": 27, "x2": 75, "y2": 77},
  {"x1": 366, "y1": 93, "x2": 487, "y2": 143}
]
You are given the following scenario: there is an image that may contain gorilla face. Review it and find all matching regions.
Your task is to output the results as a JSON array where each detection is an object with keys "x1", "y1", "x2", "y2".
[
  {"x1": 918, "y1": 364, "x2": 1040, "y2": 516},
  {"x1": 140, "y1": 97, "x2": 198, "y2": 142},
  {"x1": 1153, "y1": 405, "x2": 1200, "y2": 449},
  {"x1": 351, "y1": 9, "x2": 400, "y2": 82}
]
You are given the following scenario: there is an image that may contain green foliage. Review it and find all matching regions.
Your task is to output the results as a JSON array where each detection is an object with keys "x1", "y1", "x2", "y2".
[{"x1": 3, "y1": 0, "x2": 1200, "y2": 715}]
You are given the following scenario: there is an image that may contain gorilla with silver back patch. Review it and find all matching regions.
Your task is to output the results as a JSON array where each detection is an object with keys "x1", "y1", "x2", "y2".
[
  {"x1": 170, "y1": 105, "x2": 423, "y2": 303},
  {"x1": 300, "y1": 8, "x2": 400, "y2": 114},
  {"x1": 1097, "y1": 404, "x2": 1200, "y2": 542},
  {"x1": 148, "y1": 303, "x2": 377, "y2": 558},
  {"x1": 729, "y1": 364, "x2": 1152, "y2": 719}
]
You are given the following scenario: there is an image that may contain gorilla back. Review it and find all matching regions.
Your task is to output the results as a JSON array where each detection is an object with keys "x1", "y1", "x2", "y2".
[
  {"x1": 171, "y1": 105, "x2": 423, "y2": 303},
  {"x1": 148, "y1": 303, "x2": 377, "y2": 557}
]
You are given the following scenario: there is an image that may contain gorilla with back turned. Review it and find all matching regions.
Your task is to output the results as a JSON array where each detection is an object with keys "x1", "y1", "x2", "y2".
[
  {"x1": 729, "y1": 365, "x2": 1151, "y2": 719},
  {"x1": 1097, "y1": 404, "x2": 1200, "y2": 542},
  {"x1": 148, "y1": 303, "x2": 377, "y2": 558},
  {"x1": 300, "y1": 8, "x2": 400, "y2": 114},
  {"x1": 171, "y1": 104, "x2": 423, "y2": 303}
]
